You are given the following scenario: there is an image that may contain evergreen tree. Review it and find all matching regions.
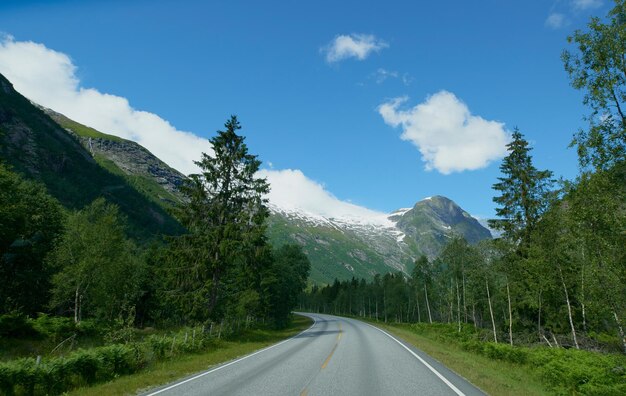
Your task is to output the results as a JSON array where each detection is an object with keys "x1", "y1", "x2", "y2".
[
  {"x1": 166, "y1": 116, "x2": 270, "y2": 321},
  {"x1": 263, "y1": 244, "x2": 311, "y2": 328},
  {"x1": 489, "y1": 128, "x2": 553, "y2": 253}
]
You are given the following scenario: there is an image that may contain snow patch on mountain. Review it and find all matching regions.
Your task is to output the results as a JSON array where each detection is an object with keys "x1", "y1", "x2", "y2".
[{"x1": 260, "y1": 168, "x2": 395, "y2": 227}]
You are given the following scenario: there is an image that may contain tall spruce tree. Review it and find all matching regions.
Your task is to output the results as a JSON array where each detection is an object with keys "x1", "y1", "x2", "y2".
[
  {"x1": 489, "y1": 129, "x2": 553, "y2": 253},
  {"x1": 167, "y1": 116, "x2": 270, "y2": 321},
  {"x1": 489, "y1": 129, "x2": 553, "y2": 345}
]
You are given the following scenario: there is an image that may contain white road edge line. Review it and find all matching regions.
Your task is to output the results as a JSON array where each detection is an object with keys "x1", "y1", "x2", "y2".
[
  {"x1": 364, "y1": 322, "x2": 466, "y2": 396},
  {"x1": 145, "y1": 315, "x2": 318, "y2": 396}
]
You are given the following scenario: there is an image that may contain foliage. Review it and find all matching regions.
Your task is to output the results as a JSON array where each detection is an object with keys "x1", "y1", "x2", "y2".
[
  {"x1": 162, "y1": 116, "x2": 270, "y2": 322},
  {"x1": 489, "y1": 128, "x2": 553, "y2": 252},
  {"x1": 562, "y1": 0, "x2": 626, "y2": 171},
  {"x1": 0, "y1": 164, "x2": 64, "y2": 316},
  {"x1": 48, "y1": 198, "x2": 146, "y2": 323},
  {"x1": 262, "y1": 244, "x2": 311, "y2": 328},
  {"x1": 397, "y1": 322, "x2": 626, "y2": 395}
]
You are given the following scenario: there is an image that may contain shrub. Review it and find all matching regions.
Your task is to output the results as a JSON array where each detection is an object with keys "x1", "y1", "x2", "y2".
[
  {"x1": 0, "y1": 313, "x2": 38, "y2": 338},
  {"x1": 32, "y1": 314, "x2": 75, "y2": 340}
]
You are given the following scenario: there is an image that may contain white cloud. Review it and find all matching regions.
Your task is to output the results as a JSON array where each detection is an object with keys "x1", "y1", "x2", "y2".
[
  {"x1": 378, "y1": 91, "x2": 510, "y2": 174},
  {"x1": 258, "y1": 168, "x2": 393, "y2": 226},
  {"x1": 0, "y1": 35, "x2": 210, "y2": 175},
  {"x1": 370, "y1": 68, "x2": 413, "y2": 86},
  {"x1": 323, "y1": 34, "x2": 388, "y2": 63},
  {"x1": 373, "y1": 68, "x2": 399, "y2": 84},
  {"x1": 572, "y1": 0, "x2": 603, "y2": 10},
  {"x1": 545, "y1": 13, "x2": 566, "y2": 29}
]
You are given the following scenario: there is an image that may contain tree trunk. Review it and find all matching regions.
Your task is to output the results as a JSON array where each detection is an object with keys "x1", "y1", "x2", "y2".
[
  {"x1": 416, "y1": 291, "x2": 421, "y2": 323},
  {"x1": 462, "y1": 271, "x2": 467, "y2": 323},
  {"x1": 506, "y1": 280, "x2": 513, "y2": 346},
  {"x1": 472, "y1": 303, "x2": 477, "y2": 329},
  {"x1": 559, "y1": 266, "x2": 579, "y2": 349},
  {"x1": 375, "y1": 300, "x2": 378, "y2": 321},
  {"x1": 456, "y1": 279, "x2": 461, "y2": 332},
  {"x1": 613, "y1": 310, "x2": 626, "y2": 353},
  {"x1": 486, "y1": 279, "x2": 498, "y2": 343},
  {"x1": 580, "y1": 249, "x2": 587, "y2": 333},
  {"x1": 383, "y1": 288, "x2": 387, "y2": 323},
  {"x1": 538, "y1": 290, "x2": 543, "y2": 343},
  {"x1": 424, "y1": 285, "x2": 432, "y2": 323},
  {"x1": 74, "y1": 285, "x2": 81, "y2": 324}
]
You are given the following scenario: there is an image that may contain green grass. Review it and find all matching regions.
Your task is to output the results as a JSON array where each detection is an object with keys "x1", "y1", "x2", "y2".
[
  {"x1": 67, "y1": 316, "x2": 312, "y2": 396},
  {"x1": 55, "y1": 115, "x2": 125, "y2": 143},
  {"x1": 373, "y1": 322, "x2": 547, "y2": 395}
]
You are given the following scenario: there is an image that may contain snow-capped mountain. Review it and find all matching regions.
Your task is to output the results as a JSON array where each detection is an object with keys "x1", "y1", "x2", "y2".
[{"x1": 266, "y1": 196, "x2": 491, "y2": 284}]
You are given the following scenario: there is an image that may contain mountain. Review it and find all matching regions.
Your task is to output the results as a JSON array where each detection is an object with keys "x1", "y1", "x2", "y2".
[
  {"x1": 40, "y1": 106, "x2": 186, "y2": 211},
  {"x1": 267, "y1": 196, "x2": 492, "y2": 284},
  {"x1": 0, "y1": 72, "x2": 491, "y2": 282},
  {"x1": 0, "y1": 73, "x2": 182, "y2": 241},
  {"x1": 392, "y1": 196, "x2": 492, "y2": 258},
  {"x1": 266, "y1": 204, "x2": 412, "y2": 284}
]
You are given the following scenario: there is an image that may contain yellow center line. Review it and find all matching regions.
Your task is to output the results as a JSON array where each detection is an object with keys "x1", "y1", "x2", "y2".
[
  {"x1": 321, "y1": 322, "x2": 343, "y2": 369},
  {"x1": 321, "y1": 343, "x2": 337, "y2": 369},
  {"x1": 299, "y1": 389, "x2": 309, "y2": 396}
]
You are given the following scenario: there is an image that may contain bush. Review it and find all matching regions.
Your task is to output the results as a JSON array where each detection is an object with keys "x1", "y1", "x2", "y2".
[
  {"x1": 32, "y1": 315, "x2": 75, "y2": 340},
  {"x1": 0, "y1": 325, "x2": 217, "y2": 395},
  {"x1": 0, "y1": 313, "x2": 38, "y2": 338}
]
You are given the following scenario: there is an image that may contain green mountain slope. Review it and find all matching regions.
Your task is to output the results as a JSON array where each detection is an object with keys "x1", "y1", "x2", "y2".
[
  {"x1": 393, "y1": 196, "x2": 492, "y2": 258},
  {"x1": 41, "y1": 107, "x2": 186, "y2": 211},
  {"x1": 0, "y1": 73, "x2": 182, "y2": 241}
]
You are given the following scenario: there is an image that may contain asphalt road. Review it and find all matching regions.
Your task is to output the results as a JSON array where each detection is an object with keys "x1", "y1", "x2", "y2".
[{"x1": 143, "y1": 313, "x2": 485, "y2": 396}]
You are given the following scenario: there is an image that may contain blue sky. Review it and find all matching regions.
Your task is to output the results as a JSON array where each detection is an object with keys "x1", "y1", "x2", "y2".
[{"x1": 0, "y1": 0, "x2": 610, "y2": 220}]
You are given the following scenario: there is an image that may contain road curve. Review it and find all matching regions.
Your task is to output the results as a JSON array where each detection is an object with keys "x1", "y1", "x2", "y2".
[{"x1": 143, "y1": 313, "x2": 485, "y2": 396}]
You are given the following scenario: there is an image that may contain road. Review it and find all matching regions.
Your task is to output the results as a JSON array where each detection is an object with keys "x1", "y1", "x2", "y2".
[{"x1": 143, "y1": 313, "x2": 485, "y2": 396}]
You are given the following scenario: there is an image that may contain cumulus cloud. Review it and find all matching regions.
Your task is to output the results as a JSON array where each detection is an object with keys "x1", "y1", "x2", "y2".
[
  {"x1": 378, "y1": 91, "x2": 510, "y2": 174},
  {"x1": 258, "y1": 168, "x2": 393, "y2": 226},
  {"x1": 0, "y1": 35, "x2": 210, "y2": 175},
  {"x1": 572, "y1": 0, "x2": 603, "y2": 10},
  {"x1": 323, "y1": 34, "x2": 388, "y2": 63},
  {"x1": 545, "y1": 13, "x2": 566, "y2": 29}
]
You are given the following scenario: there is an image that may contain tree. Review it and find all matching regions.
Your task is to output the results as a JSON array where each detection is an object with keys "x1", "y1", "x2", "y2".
[
  {"x1": 263, "y1": 244, "x2": 311, "y2": 328},
  {"x1": 49, "y1": 198, "x2": 144, "y2": 323},
  {"x1": 562, "y1": 0, "x2": 626, "y2": 171},
  {"x1": 0, "y1": 164, "x2": 64, "y2": 315},
  {"x1": 567, "y1": 166, "x2": 626, "y2": 352},
  {"x1": 412, "y1": 255, "x2": 433, "y2": 323},
  {"x1": 489, "y1": 128, "x2": 554, "y2": 252},
  {"x1": 166, "y1": 116, "x2": 270, "y2": 322}
]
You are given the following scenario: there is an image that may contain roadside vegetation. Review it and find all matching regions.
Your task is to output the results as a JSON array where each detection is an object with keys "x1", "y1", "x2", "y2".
[{"x1": 0, "y1": 316, "x2": 311, "y2": 396}]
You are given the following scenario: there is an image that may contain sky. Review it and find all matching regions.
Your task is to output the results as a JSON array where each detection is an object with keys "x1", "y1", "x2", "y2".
[{"x1": 0, "y1": 0, "x2": 611, "y2": 221}]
